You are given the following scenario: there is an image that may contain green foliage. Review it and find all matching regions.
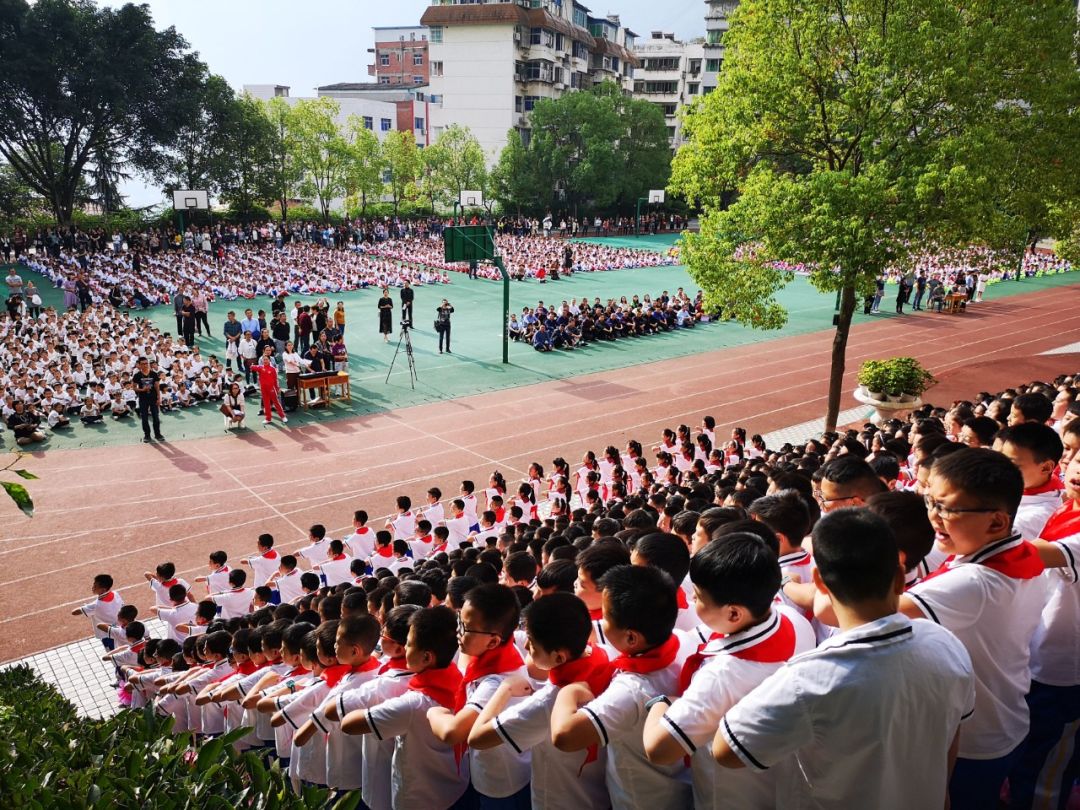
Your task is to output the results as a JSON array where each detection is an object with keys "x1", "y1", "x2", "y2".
[
  {"x1": 0, "y1": 160, "x2": 46, "y2": 224},
  {"x1": 289, "y1": 98, "x2": 350, "y2": 223},
  {"x1": 490, "y1": 84, "x2": 671, "y2": 216},
  {"x1": 858, "y1": 357, "x2": 935, "y2": 398},
  {"x1": 262, "y1": 97, "x2": 303, "y2": 224},
  {"x1": 0, "y1": 0, "x2": 205, "y2": 224},
  {"x1": 670, "y1": 0, "x2": 1080, "y2": 429},
  {"x1": 0, "y1": 665, "x2": 359, "y2": 808},
  {"x1": 343, "y1": 119, "x2": 383, "y2": 216},
  {"x1": 381, "y1": 130, "x2": 422, "y2": 215}
]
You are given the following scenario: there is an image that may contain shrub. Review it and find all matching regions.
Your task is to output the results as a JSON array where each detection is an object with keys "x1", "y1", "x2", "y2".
[{"x1": 857, "y1": 357, "x2": 935, "y2": 398}]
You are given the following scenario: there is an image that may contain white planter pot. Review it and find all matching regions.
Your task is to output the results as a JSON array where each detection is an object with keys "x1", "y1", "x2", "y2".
[
  {"x1": 866, "y1": 390, "x2": 883, "y2": 401},
  {"x1": 899, "y1": 392, "x2": 916, "y2": 403},
  {"x1": 886, "y1": 393, "x2": 905, "y2": 403}
]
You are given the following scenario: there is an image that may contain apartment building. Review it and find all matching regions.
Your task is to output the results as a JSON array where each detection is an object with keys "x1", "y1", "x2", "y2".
[
  {"x1": 703, "y1": 0, "x2": 739, "y2": 93},
  {"x1": 420, "y1": 0, "x2": 640, "y2": 162},
  {"x1": 367, "y1": 26, "x2": 431, "y2": 87},
  {"x1": 632, "y1": 32, "x2": 704, "y2": 149}
]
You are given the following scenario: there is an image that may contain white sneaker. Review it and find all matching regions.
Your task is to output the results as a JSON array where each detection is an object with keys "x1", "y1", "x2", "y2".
[{"x1": 282, "y1": 416, "x2": 289, "y2": 423}]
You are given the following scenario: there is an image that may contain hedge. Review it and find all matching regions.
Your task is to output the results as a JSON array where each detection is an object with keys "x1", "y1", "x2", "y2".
[{"x1": 0, "y1": 665, "x2": 360, "y2": 808}]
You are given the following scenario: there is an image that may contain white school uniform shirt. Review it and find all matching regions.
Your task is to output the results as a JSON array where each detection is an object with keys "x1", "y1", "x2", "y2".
[
  {"x1": 581, "y1": 644, "x2": 694, "y2": 810},
  {"x1": 719, "y1": 614, "x2": 975, "y2": 810},
  {"x1": 275, "y1": 569, "x2": 305, "y2": 604},
  {"x1": 237, "y1": 661, "x2": 291, "y2": 744},
  {"x1": 296, "y1": 539, "x2": 330, "y2": 566},
  {"x1": 206, "y1": 565, "x2": 231, "y2": 594},
  {"x1": 210, "y1": 587, "x2": 254, "y2": 620},
  {"x1": 247, "y1": 550, "x2": 280, "y2": 588},
  {"x1": 462, "y1": 667, "x2": 532, "y2": 799},
  {"x1": 906, "y1": 534, "x2": 1049, "y2": 759},
  {"x1": 493, "y1": 680, "x2": 609, "y2": 810},
  {"x1": 157, "y1": 601, "x2": 198, "y2": 642},
  {"x1": 338, "y1": 666, "x2": 415, "y2": 810},
  {"x1": 312, "y1": 665, "x2": 381, "y2": 790},
  {"x1": 389, "y1": 511, "x2": 416, "y2": 541},
  {"x1": 149, "y1": 576, "x2": 190, "y2": 608},
  {"x1": 778, "y1": 549, "x2": 814, "y2": 583},
  {"x1": 272, "y1": 672, "x2": 318, "y2": 759},
  {"x1": 365, "y1": 688, "x2": 471, "y2": 810},
  {"x1": 461, "y1": 494, "x2": 479, "y2": 525},
  {"x1": 318, "y1": 556, "x2": 355, "y2": 587},
  {"x1": 1014, "y1": 488, "x2": 1063, "y2": 540},
  {"x1": 282, "y1": 679, "x2": 330, "y2": 786},
  {"x1": 423, "y1": 501, "x2": 445, "y2": 527},
  {"x1": 187, "y1": 659, "x2": 233, "y2": 735},
  {"x1": 1030, "y1": 529, "x2": 1080, "y2": 687},
  {"x1": 445, "y1": 514, "x2": 471, "y2": 549},
  {"x1": 78, "y1": 591, "x2": 123, "y2": 638},
  {"x1": 662, "y1": 608, "x2": 816, "y2": 810},
  {"x1": 344, "y1": 526, "x2": 376, "y2": 559}
]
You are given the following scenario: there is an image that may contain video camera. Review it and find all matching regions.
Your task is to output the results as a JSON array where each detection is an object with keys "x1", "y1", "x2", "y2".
[{"x1": 400, "y1": 319, "x2": 413, "y2": 330}]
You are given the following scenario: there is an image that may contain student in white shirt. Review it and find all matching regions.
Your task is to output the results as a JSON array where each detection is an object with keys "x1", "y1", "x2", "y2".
[
  {"x1": 313, "y1": 540, "x2": 354, "y2": 587},
  {"x1": 994, "y1": 423, "x2": 1065, "y2": 539},
  {"x1": 71, "y1": 573, "x2": 123, "y2": 647},
  {"x1": 422, "y1": 487, "x2": 445, "y2": 528},
  {"x1": 144, "y1": 562, "x2": 190, "y2": 608},
  {"x1": 469, "y1": 593, "x2": 611, "y2": 810},
  {"x1": 629, "y1": 532, "x2": 700, "y2": 634},
  {"x1": 341, "y1": 606, "x2": 471, "y2": 810},
  {"x1": 267, "y1": 555, "x2": 304, "y2": 604},
  {"x1": 242, "y1": 534, "x2": 282, "y2": 592},
  {"x1": 343, "y1": 510, "x2": 376, "y2": 559},
  {"x1": 296, "y1": 524, "x2": 331, "y2": 566},
  {"x1": 387, "y1": 495, "x2": 417, "y2": 541},
  {"x1": 193, "y1": 550, "x2": 231, "y2": 595},
  {"x1": 644, "y1": 533, "x2": 816, "y2": 810},
  {"x1": 147, "y1": 584, "x2": 197, "y2": 642},
  {"x1": 899, "y1": 449, "x2": 1047, "y2": 810},
  {"x1": 715, "y1": 509, "x2": 976, "y2": 810},
  {"x1": 551, "y1": 565, "x2": 693, "y2": 810},
  {"x1": 444, "y1": 499, "x2": 471, "y2": 551},
  {"x1": 209, "y1": 569, "x2": 254, "y2": 620}
]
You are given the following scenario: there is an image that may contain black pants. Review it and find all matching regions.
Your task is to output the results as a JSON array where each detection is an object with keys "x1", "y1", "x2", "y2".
[
  {"x1": 401, "y1": 301, "x2": 413, "y2": 323},
  {"x1": 175, "y1": 314, "x2": 183, "y2": 335},
  {"x1": 439, "y1": 324, "x2": 451, "y2": 352},
  {"x1": 196, "y1": 311, "x2": 210, "y2": 335},
  {"x1": 182, "y1": 325, "x2": 195, "y2": 348},
  {"x1": 138, "y1": 397, "x2": 161, "y2": 438}
]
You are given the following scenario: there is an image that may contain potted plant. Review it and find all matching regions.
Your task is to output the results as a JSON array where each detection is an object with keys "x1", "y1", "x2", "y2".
[
  {"x1": 857, "y1": 359, "x2": 890, "y2": 401},
  {"x1": 885, "y1": 356, "x2": 935, "y2": 401}
]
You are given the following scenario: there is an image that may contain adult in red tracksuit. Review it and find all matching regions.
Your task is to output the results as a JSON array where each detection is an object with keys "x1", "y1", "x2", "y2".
[{"x1": 253, "y1": 356, "x2": 286, "y2": 424}]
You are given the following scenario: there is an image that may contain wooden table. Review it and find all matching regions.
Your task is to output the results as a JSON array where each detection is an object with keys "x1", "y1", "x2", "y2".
[
  {"x1": 297, "y1": 373, "x2": 351, "y2": 409},
  {"x1": 944, "y1": 292, "x2": 967, "y2": 314}
]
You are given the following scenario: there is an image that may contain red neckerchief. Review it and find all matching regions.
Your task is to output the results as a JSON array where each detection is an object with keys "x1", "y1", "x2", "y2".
[
  {"x1": 323, "y1": 658, "x2": 380, "y2": 688},
  {"x1": 588, "y1": 608, "x2": 603, "y2": 622},
  {"x1": 920, "y1": 534, "x2": 1045, "y2": 583},
  {"x1": 286, "y1": 665, "x2": 310, "y2": 678},
  {"x1": 160, "y1": 578, "x2": 178, "y2": 588},
  {"x1": 261, "y1": 550, "x2": 278, "y2": 560},
  {"x1": 432, "y1": 541, "x2": 448, "y2": 554},
  {"x1": 330, "y1": 553, "x2": 347, "y2": 561},
  {"x1": 415, "y1": 535, "x2": 432, "y2": 546},
  {"x1": 611, "y1": 634, "x2": 680, "y2": 676},
  {"x1": 130, "y1": 641, "x2": 147, "y2": 655},
  {"x1": 1041, "y1": 499, "x2": 1080, "y2": 541},
  {"x1": 408, "y1": 665, "x2": 463, "y2": 710},
  {"x1": 457, "y1": 642, "x2": 525, "y2": 711},
  {"x1": 378, "y1": 656, "x2": 409, "y2": 675},
  {"x1": 99, "y1": 591, "x2": 116, "y2": 603},
  {"x1": 494, "y1": 507, "x2": 505, "y2": 523},
  {"x1": 237, "y1": 660, "x2": 258, "y2": 676},
  {"x1": 677, "y1": 632, "x2": 722, "y2": 694},
  {"x1": 375, "y1": 545, "x2": 394, "y2": 558},
  {"x1": 675, "y1": 589, "x2": 689, "y2": 610},
  {"x1": 1025, "y1": 478, "x2": 1065, "y2": 496},
  {"x1": 548, "y1": 646, "x2": 614, "y2": 774}
]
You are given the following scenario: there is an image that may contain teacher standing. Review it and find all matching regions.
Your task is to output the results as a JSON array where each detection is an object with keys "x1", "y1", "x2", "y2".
[
  {"x1": 133, "y1": 356, "x2": 164, "y2": 443},
  {"x1": 378, "y1": 287, "x2": 393, "y2": 342}
]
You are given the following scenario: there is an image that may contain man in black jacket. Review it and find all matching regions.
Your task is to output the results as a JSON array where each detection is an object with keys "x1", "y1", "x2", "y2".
[{"x1": 400, "y1": 281, "x2": 414, "y2": 324}]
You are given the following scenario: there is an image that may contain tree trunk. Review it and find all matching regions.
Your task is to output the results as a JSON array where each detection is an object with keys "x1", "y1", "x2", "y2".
[{"x1": 825, "y1": 283, "x2": 858, "y2": 432}]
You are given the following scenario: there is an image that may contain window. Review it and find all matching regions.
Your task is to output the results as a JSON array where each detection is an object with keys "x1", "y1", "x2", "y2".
[
  {"x1": 413, "y1": 75, "x2": 424, "y2": 85},
  {"x1": 530, "y1": 27, "x2": 542, "y2": 45},
  {"x1": 363, "y1": 116, "x2": 373, "y2": 130},
  {"x1": 661, "y1": 103, "x2": 678, "y2": 116},
  {"x1": 523, "y1": 95, "x2": 540, "y2": 111},
  {"x1": 553, "y1": 66, "x2": 563, "y2": 84},
  {"x1": 707, "y1": 30, "x2": 724, "y2": 45},
  {"x1": 554, "y1": 33, "x2": 563, "y2": 52},
  {"x1": 380, "y1": 54, "x2": 390, "y2": 66},
  {"x1": 705, "y1": 58, "x2": 722, "y2": 72},
  {"x1": 573, "y1": 7, "x2": 587, "y2": 27},
  {"x1": 611, "y1": 57, "x2": 619, "y2": 72},
  {"x1": 432, "y1": 60, "x2": 443, "y2": 77},
  {"x1": 573, "y1": 41, "x2": 589, "y2": 60},
  {"x1": 687, "y1": 83, "x2": 699, "y2": 95},
  {"x1": 430, "y1": 26, "x2": 442, "y2": 43},
  {"x1": 667, "y1": 125, "x2": 676, "y2": 139},
  {"x1": 413, "y1": 52, "x2": 424, "y2": 65},
  {"x1": 525, "y1": 60, "x2": 553, "y2": 81},
  {"x1": 414, "y1": 117, "x2": 425, "y2": 132},
  {"x1": 381, "y1": 118, "x2": 392, "y2": 131},
  {"x1": 379, "y1": 76, "x2": 390, "y2": 85},
  {"x1": 688, "y1": 59, "x2": 701, "y2": 75},
  {"x1": 382, "y1": 169, "x2": 392, "y2": 183},
  {"x1": 515, "y1": 95, "x2": 523, "y2": 113}
]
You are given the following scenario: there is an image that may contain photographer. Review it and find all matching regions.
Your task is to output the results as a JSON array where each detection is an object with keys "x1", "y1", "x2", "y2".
[{"x1": 435, "y1": 298, "x2": 454, "y2": 354}]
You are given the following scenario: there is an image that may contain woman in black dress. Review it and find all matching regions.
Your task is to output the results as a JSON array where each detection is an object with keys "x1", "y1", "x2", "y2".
[{"x1": 378, "y1": 287, "x2": 393, "y2": 342}]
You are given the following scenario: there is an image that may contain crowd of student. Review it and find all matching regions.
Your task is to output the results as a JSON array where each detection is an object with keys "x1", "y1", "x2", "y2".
[
  {"x1": 509, "y1": 290, "x2": 705, "y2": 351},
  {"x1": 71, "y1": 372, "x2": 1080, "y2": 810}
]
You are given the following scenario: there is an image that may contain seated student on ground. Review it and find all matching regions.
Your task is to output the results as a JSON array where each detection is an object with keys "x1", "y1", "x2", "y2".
[
  {"x1": 469, "y1": 592, "x2": 613, "y2": 810},
  {"x1": 714, "y1": 509, "x2": 975, "y2": 810},
  {"x1": 644, "y1": 532, "x2": 816, "y2": 810},
  {"x1": 551, "y1": 564, "x2": 693, "y2": 810},
  {"x1": 993, "y1": 422, "x2": 1065, "y2": 539},
  {"x1": 341, "y1": 606, "x2": 472, "y2": 810},
  {"x1": 899, "y1": 448, "x2": 1049, "y2": 810}
]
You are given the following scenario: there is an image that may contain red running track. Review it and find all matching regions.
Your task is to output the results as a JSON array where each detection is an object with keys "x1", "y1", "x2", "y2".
[{"x1": 1, "y1": 286, "x2": 1077, "y2": 662}]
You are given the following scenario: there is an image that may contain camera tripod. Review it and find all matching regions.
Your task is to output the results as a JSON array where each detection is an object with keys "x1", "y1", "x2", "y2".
[{"x1": 386, "y1": 321, "x2": 418, "y2": 389}]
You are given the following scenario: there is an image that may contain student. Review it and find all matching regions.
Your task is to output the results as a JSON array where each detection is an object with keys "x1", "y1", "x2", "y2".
[
  {"x1": 423, "y1": 487, "x2": 445, "y2": 528},
  {"x1": 643, "y1": 533, "x2": 815, "y2": 809},
  {"x1": 427, "y1": 583, "x2": 531, "y2": 808},
  {"x1": 268, "y1": 555, "x2": 304, "y2": 604},
  {"x1": 326, "y1": 605, "x2": 420, "y2": 810},
  {"x1": 296, "y1": 524, "x2": 331, "y2": 566},
  {"x1": 1010, "y1": 445, "x2": 1080, "y2": 809},
  {"x1": 900, "y1": 448, "x2": 1049, "y2": 810},
  {"x1": 469, "y1": 592, "x2": 612, "y2": 810},
  {"x1": 193, "y1": 550, "x2": 231, "y2": 595},
  {"x1": 368, "y1": 530, "x2": 396, "y2": 572},
  {"x1": 242, "y1": 533, "x2": 280, "y2": 589},
  {"x1": 715, "y1": 509, "x2": 975, "y2": 810},
  {"x1": 344, "y1": 510, "x2": 376, "y2": 559},
  {"x1": 864, "y1": 490, "x2": 940, "y2": 586},
  {"x1": 387, "y1": 495, "x2": 417, "y2": 541},
  {"x1": 460, "y1": 480, "x2": 480, "y2": 531},
  {"x1": 747, "y1": 489, "x2": 813, "y2": 582},
  {"x1": 144, "y1": 562, "x2": 190, "y2": 608},
  {"x1": 469, "y1": 511, "x2": 501, "y2": 548},
  {"x1": 445, "y1": 499, "x2": 472, "y2": 551},
  {"x1": 71, "y1": 573, "x2": 123, "y2": 649},
  {"x1": 814, "y1": 455, "x2": 889, "y2": 512},
  {"x1": 629, "y1": 532, "x2": 697, "y2": 633},
  {"x1": 341, "y1": 606, "x2": 471, "y2": 810},
  {"x1": 102, "y1": 620, "x2": 148, "y2": 669},
  {"x1": 96, "y1": 603, "x2": 140, "y2": 654},
  {"x1": 994, "y1": 422, "x2": 1065, "y2": 539},
  {"x1": 314, "y1": 539, "x2": 353, "y2": 587},
  {"x1": 574, "y1": 541, "x2": 631, "y2": 653},
  {"x1": 256, "y1": 628, "x2": 318, "y2": 769},
  {"x1": 149, "y1": 583, "x2": 198, "y2": 642},
  {"x1": 273, "y1": 622, "x2": 332, "y2": 789},
  {"x1": 170, "y1": 631, "x2": 234, "y2": 738},
  {"x1": 209, "y1": 569, "x2": 254, "y2": 619},
  {"x1": 551, "y1": 564, "x2": 693, "y2": 810},
  {"x1": 410, "y1": 519, "x2": 436, "y2": 560}
]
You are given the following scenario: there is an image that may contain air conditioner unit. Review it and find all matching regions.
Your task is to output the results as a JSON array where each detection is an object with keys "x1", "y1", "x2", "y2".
[
  {"x1": 554, "y1": 81, "x2": 566, "y2": 90},
  {"x1": 514, "y1": 30, "x2": 522, "y2": 42}
]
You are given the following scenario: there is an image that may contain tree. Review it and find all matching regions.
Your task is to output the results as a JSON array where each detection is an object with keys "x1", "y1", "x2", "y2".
[
  {"x1": 288, "y1": 97, "x2": 349, "y2": 223},
  {"x1": 418, "y1": 138, "x2": 450, "y2": 214},
  {"x1": 0, "y1": 0, "x2": 203, "y2": 224},
  {"x1": 343, "y1": 118, "x2": 383, "y2": 216},
  {"x1": 490, "y1": 129, "x2": 533, "y2": 216},
  {"x1": 0, "y1": 160, "x2": 39, "y2": 224},
  {"x1": 262, "y1": 97, "x2": 302, "y2": 223},
  {"x1": 217, "y1": 94, "x2": 278, "y2": 220},
  {"x1": 85, "y1": 145, "x2": 129, "y2": 219},
  {"x1": 381, "y1": 130, "x2": 422, "y2": 215},
  {"x1": 601, "y1": 83, "x2": 672, "y2": 211},
  {"x1": 670, "y1": 0, "x2": 1080, "y2": 431},
  {"x1": 434, "y1": 124, "x2": 487, "y2": 213}
]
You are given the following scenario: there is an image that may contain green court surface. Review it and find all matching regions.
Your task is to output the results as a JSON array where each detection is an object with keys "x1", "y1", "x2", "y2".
[{"x1": 3, "y1": 242, "x2": 1077, "y2": 450}]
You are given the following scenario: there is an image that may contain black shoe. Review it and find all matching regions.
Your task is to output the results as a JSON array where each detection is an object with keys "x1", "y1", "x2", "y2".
[
  {"x1": 154, "y1": 434, "x2": 165, "y2": 441},
  {"x1": 143, "y1": 436, "x2": 152, "y2": 443}
]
